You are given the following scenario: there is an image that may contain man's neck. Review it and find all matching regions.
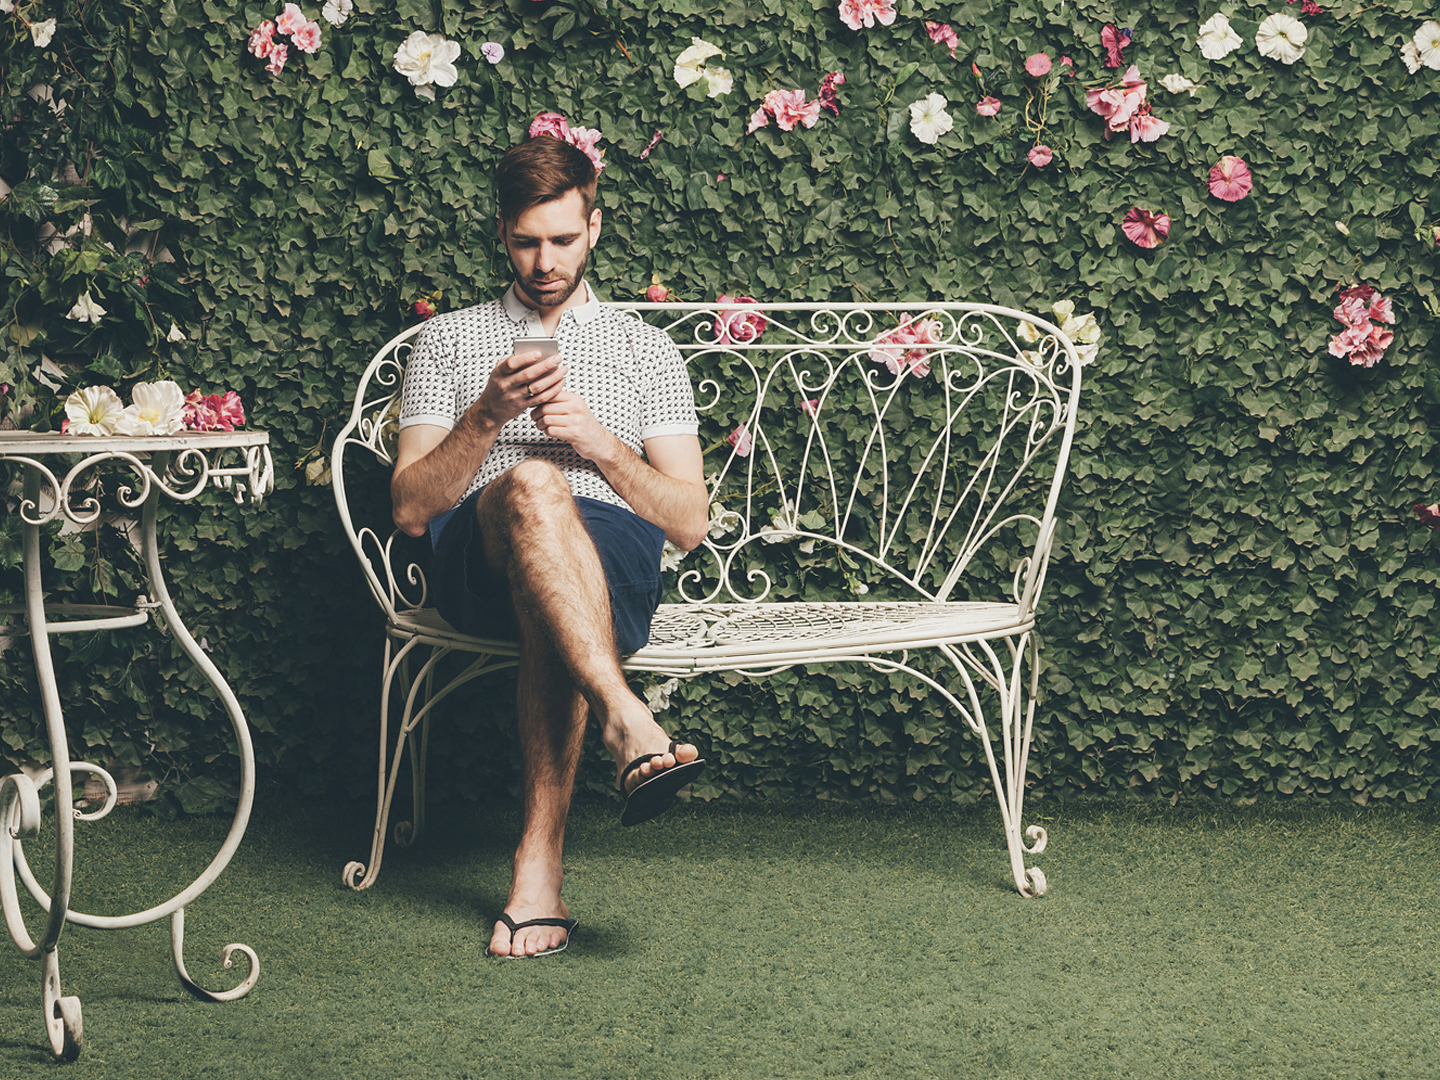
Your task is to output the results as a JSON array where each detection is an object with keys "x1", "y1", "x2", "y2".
[{"x1": 514, "y1": 281, "x2": 590, "y2": 336}]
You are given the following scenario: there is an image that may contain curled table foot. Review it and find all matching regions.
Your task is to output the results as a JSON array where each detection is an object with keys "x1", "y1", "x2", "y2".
[
  {"x1": 42, "y1": 951, "x2": 82, "y2": 1062},
  {"x1": 171, "y1": 908, "x2": 260, "y2": 1003}
]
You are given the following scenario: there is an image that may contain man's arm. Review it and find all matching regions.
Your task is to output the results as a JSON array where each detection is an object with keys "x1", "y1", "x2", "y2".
[
  {"x1": 391, "y1": 349, "x2": 565, "y2": 537},
  {"x1": 532, "y1": 392, "x2": 708, "y2": 551}
]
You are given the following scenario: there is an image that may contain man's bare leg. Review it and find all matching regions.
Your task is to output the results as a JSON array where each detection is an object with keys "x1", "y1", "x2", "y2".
[{"x1": 477, "y1": 461, "x2": 698, "y2": 956}]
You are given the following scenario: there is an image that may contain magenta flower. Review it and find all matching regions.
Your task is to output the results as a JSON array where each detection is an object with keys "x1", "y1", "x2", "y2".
[
  {"x1": 1028, "y1": 145, "x2": 1053, "y2": 167},
  {"x1": 414, "y1": 299, "x2": 436, "y2": 319},
  {"x1": 184, "y1": 391, "x2": 246, "y2": 432},
  {"x1": 976, "y1": 96, "x2": 1001, "y2": 117},
  {"x1": 1122, "y1": 207, "x2": 1171, "y2": 249},
  {"x1": 818, "y1": 71, "x2": 846, "y2": 116},
  {"x1": 925, "y1": 21, "x2": 959, "y2": 58},
  {"x1": 728, "y1": 423, "x2": 753, "y2": 457},
  {"x1": 1101, "y1": 24, "x2": 1133, "y2": 68},
  {"x1": 1025, "y1": 53, "x2": 1052, "y2": 77},
  {"x1": 1415, "y1": 502, "x2": 1440, "y2": 530},
  {"x1": 1208, "y1": 156, "x2": 1253, "y2": 201},
  {"x1": 837, "y1": 0, "x2": 896, "y2": 31},
  {"x1": 640, "y1": 130, "x2": 664, "y2": 159},
  {"x1": 291, "y1": 20, "x2": 322, "y2": 53},
  {"x1": 715, "y1": 295, "x2": 768, "y2": 345},
  {"x1": 248, "y1": 20, "x2": 276, "y2": 58},
  {"x1": 275, "y1": 3, "x2": 306, "y2": 36},
  {"x1": 266, "y1": 43, "x2": 288, "y2": 76}
]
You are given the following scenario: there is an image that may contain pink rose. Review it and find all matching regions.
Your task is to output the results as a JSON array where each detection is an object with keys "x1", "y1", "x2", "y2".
[
  {"x1": 291, "y1": 20, "x2": 321, "y2": 54},
  {"x1": 1028, "y1": 144, "x2": 1053, "y2": 167},
  {"x1": 976, "y1": 96, "x2": 1001, "y2": 117},
  {"x1": 645, "y1": 283, "x2": 671, "y2": 302},
  {"x1": 566, "y1": 125, "x2": 607, "y2": 174},
  {"x1": 871, "y1": 315, "x2": 941, "y2": 377},
  {"x1": 1025, "y1": 53, "x2": 1052, "y2": 77},
  {"x1": 728, "y1": 423, "x2": 753, "y2": 457},
  {"x1": 715, "y1": 294, "x2": 768, "y2": 345},
  {"x1": 1208, "y1": 155, "x2": 1253, "y2": 202},
  {"x1": 275, "y1": 3, "x2": 305, "y2": 36},
  {"x1": 529, "y1": 112, "x2": 571, "y2": 141},
  {"x1": 216, "y1": 391, "x2": 246, "y2": 430},
  {"x1": 266, "y1": 43, "x2": 288, "y2": 76},
  {"x1": 248, "y1": 20, "x2": 276, "y2": 58}
]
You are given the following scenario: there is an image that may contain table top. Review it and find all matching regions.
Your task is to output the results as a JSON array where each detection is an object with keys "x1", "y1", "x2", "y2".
[{"x1": 0, "y1": 430, "x2": 269, "y2": 456}]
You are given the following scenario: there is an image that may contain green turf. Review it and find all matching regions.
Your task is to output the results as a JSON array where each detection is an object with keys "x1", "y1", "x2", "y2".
[{"x1": 0, "y1": 797, "x2": 1437, "y2": 1078}]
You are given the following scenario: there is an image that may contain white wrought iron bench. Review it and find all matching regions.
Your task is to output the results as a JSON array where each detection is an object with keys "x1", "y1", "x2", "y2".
[{"x1": 331, "y1": 301, "x2": 1087, "y2": 898}]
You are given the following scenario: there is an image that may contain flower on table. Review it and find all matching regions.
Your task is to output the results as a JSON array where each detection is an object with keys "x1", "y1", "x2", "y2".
[
  {"x1": 1209, "y1": 155, "x2": 1253, "y2": 201},
  {"x1": 1025, "y1": 53, "x2": 1052, "y2": 77},
  {"x1": 321, "y1": 0, "x2": 351, "y2": 27},
  {"x1": 1160, "y1": 74, "x2": 1199, "y2": 95},
  {"x1": 64, "y1": 386, "x2": 124, "y2": 436},
  {"x1": 117, "y1": 381, "x2": 187, "y2": 436},
  {"x1": 1256, "y1": 13, "x2": 1307, "y2": 64},
  {"x1": 871, "y1": 314, "x2": 943, "y2": 377},
  {"x1": 30, "y1": 18, "x2": 57, "y2": 47},
  {"x1": 1415, "y1": 503, "x2": 1440, "y2": 531},
  {"x1": 838, "y1": 0, "x2": 896, "y2": 31},
  {"x1": 481, "y1": 42, "x2": 504, "y2": 64},
  {"x1": 66, "y1": 292, "x2": 106, "y2": 324},
  {"x1": 728, "y1": 423, "x2": 753, "y2": 457},
  {"x1": 715, "y1": 294, "x2": 767, "y2": 345},
  {"x1": 1028, "y1": 144, "x2": 1053, "y2": 167},
  {"x1": 393, "y1": 30, "x2": 461, "y2": 100},
  {"x1": 1122, "y1": 207, "x2": 1171, "y2": 248},
  {"x1": 909, "y1": 93, "x2": 953, "y2": 144},
  {"x1": 673, "y1": 37, "x2": 732, "y2": 97},
  {"x1": 1328, "y1": 285, "x2": 1395, "y2": 368},
  {"x1": 976, "y1": 96, "x2": 1001, "y2": 117},
  {"x1": 1197, "y1": 13, "x2": 1243, "y2": 60},
  {"x1": 1101, "y1": 24, "x2": 1132, "y2": 68},
  {"x1": 925, "y1": 22, "x2": 959, "y2": 59},
  {"x1": 818, "y1": 71, "x2": 845, "y2": 116},
  {"x1": 185, "y1": 390, "x2": 246, "y2": 432}
]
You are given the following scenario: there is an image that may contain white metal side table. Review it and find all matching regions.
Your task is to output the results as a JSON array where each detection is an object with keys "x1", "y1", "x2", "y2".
[{"x1": 0, "y1": 430, "x2": 273, "y2": 1061}]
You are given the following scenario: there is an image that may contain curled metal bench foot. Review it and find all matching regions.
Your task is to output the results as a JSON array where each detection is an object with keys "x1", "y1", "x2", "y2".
[
  {"x1": 171, "y1": 908, "x2": 260, "y2": 1002},
  {"x1": 42, "y1": 952, "x2": 82, "y2": 1062}
]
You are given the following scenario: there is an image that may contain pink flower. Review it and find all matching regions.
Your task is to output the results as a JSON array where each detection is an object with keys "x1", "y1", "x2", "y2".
[
  {"x1": 971, "y1": 62, "x2": 983, "y2": 77},
  {"x1": 275, "y1": 3, "x2": 306, "y2": 36},
  {"x1": 976, "y1": 96, "x2": 1001, "y2": 117},
  {"x1": 1129, "y1": 108, "x2": 1170, "y2": 143},
  {"x1": 481, "y1": 42, "x2": 504, "y2": 64},
  {"x1": 801, "y1": 398, "x2": 820, "y2": 417},
  {"x1": 1122, "y1": 207, "x2": 1170, "y2": 248},
  {"x1": 818, "y1": 71, "x2": 846, "y2": 115},
  {"x1": 248, "y1": 20, "x2": 276, "y2": 58},
  {"x1": 184, "y1": 391, "x2": 246, "y2": 432},
  {"x1": 1101, "y1": 24, "x2": 1133, "y2": 68},
  {"x1": 1025, "y1": 53, "x2": 1052, "y2": 77},
  {"x1": 291, "y1": 20, "x2": 321, "y2": 53},
  {"x1": 715, "y1": 294, "x2": 768, "y2": 345},
  {"x1": 645, "y1": 282, "x2": 671, "y2": 302},
  {"x1": 925, "y1": 21, "x2": 959, "y2": 58},
  {"x1": 728, "y1": 423, "x2": 753, "y2": 457},
  {"x1": 1208, "y1": 155, "x2": 1253, "y2": 201},
  {"x1": 764, "y1": 89, "x2": 821, "y2": 131},
  {"x1": 1028, "y1": 144, "x2": 1053, "y2": 167},
  {"x1": 216, "y1": 391, "x2": 246, "y2": 429},
  {"x1": 870, "y1": 315, "x2": 942, "y2": 377},
  {"x1": 640, "y1": 129, "x2": 664, "y2": 159},
  {"x1": 1415, "y1": 503, "x2": 1440, "y2": 530},
  {"x1": 266, "y1": 43, "x2": 288, "y2": 75},
  {"x1": 529, "y1": 112, "x2": 571, "y2": 141},
  {"x1": 838, "y1": 0, "x2": 897, "y2": 31},
  {"x1": 414, "y1": 299, "x2": 436, "y2": 319},
  {"x1": 747, "y1": 106, "x2": 769, "y2": 134},
  {"x1": 1328, "y1": 285, "x2": 1395, "y2": 367},
  {"x1": 1059, "y1": 56, "x2": 1075, "y2": 74},
  {"x1": 1087, "y1": 66, "x2": 1148, "y2": 137}
]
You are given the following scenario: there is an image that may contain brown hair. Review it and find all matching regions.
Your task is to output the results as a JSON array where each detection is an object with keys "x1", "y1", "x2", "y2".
[{"x1": 496, "y1": 138, "x2": 598, "y2": 225}]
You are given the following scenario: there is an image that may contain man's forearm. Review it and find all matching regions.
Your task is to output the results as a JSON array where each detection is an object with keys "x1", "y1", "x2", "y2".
[
  {"x1": 590, "y1": 435, "x2": 708, "y2": 551},
  {"x1": 391, "y1": 417, "x2": 499, "y2": 537}
]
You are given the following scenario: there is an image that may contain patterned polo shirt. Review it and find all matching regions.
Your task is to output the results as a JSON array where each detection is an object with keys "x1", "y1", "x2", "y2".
[{"x1": 399, "y1": 283, "x2": 699, "y2": 526}]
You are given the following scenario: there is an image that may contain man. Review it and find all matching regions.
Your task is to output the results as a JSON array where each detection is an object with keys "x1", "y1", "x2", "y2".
[{"x1": 390, "y1": 137, "x2": 708, "y2": 958}]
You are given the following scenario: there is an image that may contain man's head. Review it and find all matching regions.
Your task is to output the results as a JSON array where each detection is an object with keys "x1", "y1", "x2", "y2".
[{"x1": 497, "y1": 139, "x2": 601, "y2": 313}]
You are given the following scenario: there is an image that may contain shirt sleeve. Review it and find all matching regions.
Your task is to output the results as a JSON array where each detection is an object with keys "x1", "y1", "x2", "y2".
[
  {"x1": 639, "y1": 325, "x2": 699, "y2": 439},
  {"x1": 398, "y1": 321, "x2": 458, "y2": 431}
]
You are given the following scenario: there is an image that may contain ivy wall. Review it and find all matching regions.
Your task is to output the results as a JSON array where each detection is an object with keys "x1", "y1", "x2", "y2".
[{"x1": 0, "y1": 0, "x2": 1437, "y2": 812}]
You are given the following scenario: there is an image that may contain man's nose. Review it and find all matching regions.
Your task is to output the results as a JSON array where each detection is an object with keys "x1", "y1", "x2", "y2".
[{"x1": 535, "y1": 243, "x2": 557, "y2": 271}]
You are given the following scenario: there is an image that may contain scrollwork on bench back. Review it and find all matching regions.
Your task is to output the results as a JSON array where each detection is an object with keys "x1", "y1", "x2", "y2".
[{"x1": 333, "y1": 303, "x2": 1083, "y2": 622}]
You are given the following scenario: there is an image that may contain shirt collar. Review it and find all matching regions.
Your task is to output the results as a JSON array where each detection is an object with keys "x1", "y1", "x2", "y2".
[{"x1": 501, "y1": 281, "x2": 601, "y2": 329}]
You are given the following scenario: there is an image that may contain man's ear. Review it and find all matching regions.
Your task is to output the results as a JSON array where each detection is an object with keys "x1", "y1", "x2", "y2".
[
  {"x1": 497, "y1": 214, "x2": 507, "y2": 244},
  {"x1": 588, "y1": 208, "x2": 602, "y2": 244}
]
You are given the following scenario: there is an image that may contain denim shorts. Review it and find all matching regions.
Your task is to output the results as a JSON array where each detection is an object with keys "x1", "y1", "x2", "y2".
[{"x1": 429, "y1": 491, "x2": 666, "y2": 655}]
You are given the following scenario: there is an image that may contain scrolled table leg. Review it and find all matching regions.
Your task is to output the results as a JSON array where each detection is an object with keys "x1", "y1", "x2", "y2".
[{"x1": 170, "y1": 908, "x2": 260, "y2": 1002}]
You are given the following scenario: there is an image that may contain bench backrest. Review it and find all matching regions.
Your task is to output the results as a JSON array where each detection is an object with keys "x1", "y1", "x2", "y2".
[{"x1": 332, "y1": 302, "x2": 1085, "y2": 621}]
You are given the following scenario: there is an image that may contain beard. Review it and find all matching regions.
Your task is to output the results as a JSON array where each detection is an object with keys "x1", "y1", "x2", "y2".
[{"x1": 516, "y1": 244, "x2": 590, "y2": 309}]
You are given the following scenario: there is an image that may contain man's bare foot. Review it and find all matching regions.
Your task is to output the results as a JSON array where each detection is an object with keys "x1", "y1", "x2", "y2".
[
  {"x1": 604, "y1": 706, "x2": 701, "y2": 794},
  {"x1": 489, "y1": 858, "x2": 571, "y2": 957}
]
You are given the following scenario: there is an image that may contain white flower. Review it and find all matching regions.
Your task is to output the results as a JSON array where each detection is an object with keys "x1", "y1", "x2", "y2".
[
  {"x1": 166, "y1": 323, "x2": 186, "y2": 343},
  {"x1": 1016, "y1": 321, "x2": 1040, "y2": 345},
  {"x1": 643, "y1": 677, "x2": 680, "y2": 713},
  {"x1": 66, "y1": 292, "x2": 106, "y2": 324},
  {"x1": 702, "y1": 67, "x2": 733, "y2": 98},
  {"x1": 673, "y1": 37, "x2": 723, "y2": 88},
  {"x1": 481, "y1": 42, "x2": 504, "y2": 65},
  {"x1": 1074, "y1": 342, "x2": 1100, "y2": 366},
  {"x1": 1160, "y1": 73, "x2": 1199, "y2": 95},
  {"x1": 1050, "y1": 299, "x2": 1075, "y2": 320},
  {"x1": 708, "y1": 505, "x2": 741, "y2": 539},
  {"x1": 660, "y1": 540, "x2": 686, "y2": 571},
  {"x1": 393, "y1": 31, "x2": 461, "y2": 94},
  {"x1": 908, "y1": 93, "x2": 953, "y2": 145},
  {"x1": 1061, "y1": 311, "x2": 1101, "y2": 346},
  {"x1": 30, "y1": 18, "x2": 56, "y2": 47},
  {"x1": 1415, "y1": 21, "x2": 1440, "y2": 70},
  {"x1": 1256, "y1": 13, "x2": 1307, "y2": 65},
  {"x1": 1197, "y1": 13, "x2": 1242, "y2": 60},
  {"x1": 321, "y1": 0, "x2": 351, "y2": 26},
  {"x1": 1335, "y1": 221, "x2": 1351, "y2": 236},
  {"x1": 64, "y1": 386, "x2": 124, "y2": 436},
  {"x1": 116, "y1": 380, "x2": 187, "y2": 436},
  {"x1": 1401, "y1": 41, "x2": 1423, "y2": 74},
  {"x1": 304, "y1": 455, "x2": 332, "y2": 485},
  {"x1": 0, "y1": 1, "x2": 16, "y2": 13}
]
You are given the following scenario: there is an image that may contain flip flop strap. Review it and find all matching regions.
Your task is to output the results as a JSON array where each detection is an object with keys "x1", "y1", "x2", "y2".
[
  {"x1": 618, "y1": 739, "x2": 680, "y2": 788},
  {"x1": 497, "y1": 913, "x2": 575, "y2": 941}
]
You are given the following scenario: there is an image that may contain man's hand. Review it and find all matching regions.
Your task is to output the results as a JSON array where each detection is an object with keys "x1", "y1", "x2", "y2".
[
  {"x1": 467, "y1": 349, "x2": 567, "y2": 432},
  {"x1": 531, "y1": 390, "x2": 614, "y2": 463}
]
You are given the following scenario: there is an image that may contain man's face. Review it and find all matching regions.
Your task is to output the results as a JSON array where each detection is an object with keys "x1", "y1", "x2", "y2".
[{"x1": 499, "y1": 190, "x2": 602, "y2": 312}]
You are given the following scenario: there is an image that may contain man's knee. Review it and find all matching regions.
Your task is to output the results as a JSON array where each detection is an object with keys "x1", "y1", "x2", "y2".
[{"x1": 481, "y1": 460, "x2": 575, "y2": 525}]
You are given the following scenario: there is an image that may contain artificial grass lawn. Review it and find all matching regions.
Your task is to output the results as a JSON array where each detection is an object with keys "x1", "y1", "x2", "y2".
[{"x1": 0, "y1": 797, "x2": 1437, "y2": 1078}]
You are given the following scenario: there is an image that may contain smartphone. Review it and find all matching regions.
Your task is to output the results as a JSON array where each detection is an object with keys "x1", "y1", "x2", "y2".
[{"x1": 513, "y1": 337, "x2": 561, "y2": 361}]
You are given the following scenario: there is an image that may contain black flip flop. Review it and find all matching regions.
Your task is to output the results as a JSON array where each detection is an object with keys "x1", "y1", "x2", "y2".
[
  {"x1": 484, "y1": 912, "x2": 578, "y2": 958},
  {"x1": 619, "y1": 739, "x2": 706, "y2": 827}
]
